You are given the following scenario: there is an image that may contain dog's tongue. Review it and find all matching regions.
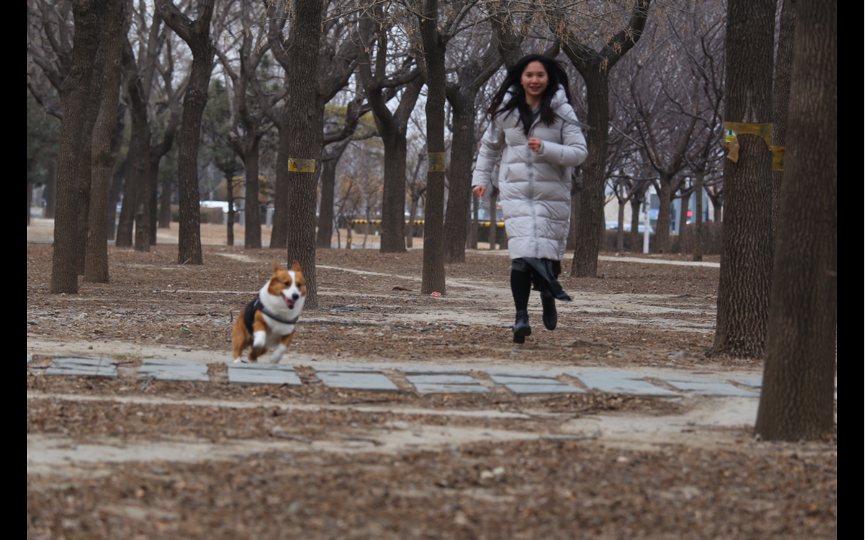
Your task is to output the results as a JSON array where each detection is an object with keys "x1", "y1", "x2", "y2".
[{"x1": 284, "y1": 296, "x2": 294, "y2": 309}]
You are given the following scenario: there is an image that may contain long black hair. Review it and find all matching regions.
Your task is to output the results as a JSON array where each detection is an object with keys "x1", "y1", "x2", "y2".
[{"x1": 488, "y1": 54, "x2": 573, "y2": 135}]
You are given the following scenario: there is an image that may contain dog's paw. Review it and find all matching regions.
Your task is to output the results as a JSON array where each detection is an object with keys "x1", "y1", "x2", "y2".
[
  {"x1": 232, "y1": 357, "x2": 248, "y2": 364},
  {"x1": 253, "y1": 331, "x2": 267, "y2": 349}
]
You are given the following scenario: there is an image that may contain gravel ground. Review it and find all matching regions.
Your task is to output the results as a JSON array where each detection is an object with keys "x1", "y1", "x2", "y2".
[{"x1": 26, "y1": 224, "x2": 836, "y2": 539}]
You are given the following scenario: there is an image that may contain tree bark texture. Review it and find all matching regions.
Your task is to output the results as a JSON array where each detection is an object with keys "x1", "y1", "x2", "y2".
[
  {"x1": 270, "y1": 125, "x2": 290, "y2": 250},
  {"x1": 754, "y1": 0, "x2": 835, "y2": 441},
  {"x1": 156, "y1": 0, "x2": 215, "y2": 265},
  {"x1": 85, "y1": 0, "x2": 125, "y2": 283},
  {"x1": 710, "y1": 0, "x2": 776, "y2": 358},
  {"x1": 419, "y1": 0, "x2": 447, "y2": 295},
  {"x1": 284, "y1": 0, "x2": 324, "y2": 309},
  {"x1": 243, "y1": 135, "x2": 263, "y2": 249},
  {"x1": 771, "y1": 0, "x2": 795, "y2": 246},
  {"x1": 51, "y1": 0, "x2": 105, "y2": 294},
  {"x1": 692, "y1": 170, "x2": 704, "y2": 261}
]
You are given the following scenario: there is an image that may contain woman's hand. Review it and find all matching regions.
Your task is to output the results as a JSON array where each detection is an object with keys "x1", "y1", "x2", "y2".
[
  {"x1": 528, "y1": 138, "x2": 543, "y2": 153},
  {"x1": 472, "y1": 185, "x2": 486, "y2": 199}
]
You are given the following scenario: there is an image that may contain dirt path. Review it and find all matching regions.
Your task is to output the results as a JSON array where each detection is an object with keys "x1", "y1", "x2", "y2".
[{"x1": 26, "y1": 224, "x2": 836, "y2": 538}]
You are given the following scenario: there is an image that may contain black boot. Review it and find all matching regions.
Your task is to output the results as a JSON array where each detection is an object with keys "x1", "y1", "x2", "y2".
[
  {"x1": 513, "y1": 310, "x2": 532, "y2": 343},
  {"x1": 541, "y1": 291, "x2": 557, "y2": 331}
]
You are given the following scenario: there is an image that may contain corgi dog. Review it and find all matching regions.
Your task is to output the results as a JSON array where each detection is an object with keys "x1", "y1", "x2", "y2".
[{"x1": 232, "y1": 260, "x2": 307, "y2": 364}]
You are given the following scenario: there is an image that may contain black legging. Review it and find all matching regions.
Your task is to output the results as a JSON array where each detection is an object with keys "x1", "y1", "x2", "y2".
[{"x1": 510, "y1": 268, "x2": 533, "y2": 312}]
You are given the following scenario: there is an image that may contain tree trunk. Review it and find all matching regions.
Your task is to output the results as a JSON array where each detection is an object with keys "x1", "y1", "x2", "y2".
[
  {"x1": 51, "y1": 0, "x2": 105, "y2": 294},
  {"x1": 270, "y1": 123, "x2": 290, "y2": 250},
  {"x1": 569, "y1": 70, "x2": 608, "y2": 276},
  {"x1": 243, "y1": 136, "x2": 262, "y2": 249},
  {"x1": 653, "y1": 175, "x2": 673, "y2": 253},
  {"x1": 616, "y1": 199, "x2": 625, "y2": 252},
  {"x1": 678, "y1": 191, "x2": 689, "y2": 252},
  {"x1": 158, "y1": 170, "x2": 172, "y2": 229},
  {"x1": 284, "y1": 0, "x2": 323, "y2": 308},
  {"x1": 771, "y1": 0, "x2": 795, "y2": 246},
  {"x1": 629, "y1": 197, "x2": 641, "y2": 253},
  {"x1": 85, "y1": 0, "x2": 125, "y2": 283},
  {"x1": 692, "y1": 171, "x2": 704, "y2": 261},
  {"x1": 76, "y1": 73, "x2": 102, "y2": 275},
  {"x1": 156, "y1": 0, "x2": 215, "y2": 266},
  {"x1": 754, "y1": 0, "x2": 835, "y2": 441},
  {"x1": 709, "y1": 0, "x2": 776, "y2": 359},
  {"x1": 442, "y1": 100, "x2": 473, "y2": 263},
  {"x1": 106, "y1": 156, "x2": 125, "y2": 240},
  {"x1": 379, "y1": 128, "x2": 411, "y2": 253},
  {"x1": 317, "y1": 140, "x2": 350, "y2": 249}
]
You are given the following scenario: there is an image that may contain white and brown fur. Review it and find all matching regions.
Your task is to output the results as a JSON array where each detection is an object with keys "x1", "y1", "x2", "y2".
[{"x1": 232, "y1": 260, "x2": 307, "y2": 364}]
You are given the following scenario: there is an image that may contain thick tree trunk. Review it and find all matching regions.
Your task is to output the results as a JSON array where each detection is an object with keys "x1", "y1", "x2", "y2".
[
  {"x1": 755, "y1": 0, "x2": 835, "y2": 441},
  {"x1": 284, "y1": 0, "x2": 323, "y2": 308},
  {"x1": 51, "y1": 0, "x2": 105, "y2": 294},
  {"x1": 771, "y1": 0, "x2": 795, "y2": 246},
  {"x1": 75, "y1": 99, "x2": 98, "y2": 275},
  {"x1": 616, "y1": 199, "x2": 625, "y2": 252},
  {"x1": 709, "y1": 0, "x2": 776, "y2": 359},
  {"x1": 85, "y1": 0, "x2": 125, "y2": 282},
  {"x1": 380, "y1": 130, "x2": 410, "y2": 253}
]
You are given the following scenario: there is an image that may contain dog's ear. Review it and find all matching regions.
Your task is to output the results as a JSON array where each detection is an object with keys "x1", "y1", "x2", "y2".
[
  {"x1": 273, "y1": 260, "x2": 281, "y2": 274},
  {"x1": 290, "y1": 259, "x2": 302, "y2": 272}
]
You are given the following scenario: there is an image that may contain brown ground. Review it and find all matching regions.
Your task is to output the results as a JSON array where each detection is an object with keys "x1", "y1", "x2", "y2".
[{"x1": 26, "y1": 219, "x2": 836, "y2": 539}]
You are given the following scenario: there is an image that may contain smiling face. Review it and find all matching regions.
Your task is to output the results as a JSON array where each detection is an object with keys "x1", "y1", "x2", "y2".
[
  {"x1": 268, "y1": 261, "x2": 306, "y2": 310},
  {"x1": 521, "y1": 61, "x2": 549, "y2": 103}
]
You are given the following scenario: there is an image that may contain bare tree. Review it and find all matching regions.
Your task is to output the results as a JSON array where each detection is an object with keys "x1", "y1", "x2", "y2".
[
  {"x1": 34, "y1": 0, "x2": 106, "y2": 293},
  {"x1": 356, "y1": 8, "x2": 423, "y2": 253},
  {"x1": 755, "y1": 0, "x2": 835, "y2": 441},
  {"x1": 546, "y1": 0, "x2": 652, "y2": 277},
  {"x1": 155, "y1": 0, "x2": 217, "y2": 265}
]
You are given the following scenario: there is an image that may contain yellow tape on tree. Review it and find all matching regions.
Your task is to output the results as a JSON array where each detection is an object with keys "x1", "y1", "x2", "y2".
[
  {"x1": 723, "y1": 122, "x2": 772, "y2": 163},
  {"x1": 288, "y1": 158, "x2": 316, "y2": 173},
  {"x1": 772, "y1": 146, "x2": 784, "y2": 171},
  {"x1": 428, "y1": 152, "x2": 446, "y2": 173}
]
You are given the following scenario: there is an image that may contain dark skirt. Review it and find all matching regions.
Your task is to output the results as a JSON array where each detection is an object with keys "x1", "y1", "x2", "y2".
[{"x1": 511, "y1": 257, "x2": 572, "y2": 301}]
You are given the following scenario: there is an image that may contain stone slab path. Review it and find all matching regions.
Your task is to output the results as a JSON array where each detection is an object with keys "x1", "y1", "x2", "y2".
[{"x1": 30, "y1": 354, "x2": 840, "y2": 400}]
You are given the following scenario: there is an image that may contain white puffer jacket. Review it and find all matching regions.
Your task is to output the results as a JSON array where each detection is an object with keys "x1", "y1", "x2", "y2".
[{"x1": 472, "y1": 85, "x2": 588, "y2": 260}]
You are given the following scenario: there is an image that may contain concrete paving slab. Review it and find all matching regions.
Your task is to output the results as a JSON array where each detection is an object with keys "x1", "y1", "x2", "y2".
[
  {"x1": 404, "y1": 374, "x2": 478, "y2": 385},
  {"x1": 45, "y1": 357, "x2": 117, "y2": 378},
  {"x1": 28, "y1": 354, "x2": 33, "y2": 364},
  {"x1": 312, "y1": 365, "x2": 382, "y2": 373},
  {"x1": 228, "y1": 365, "x2": 302, "y2": 386},
  {"x1": 570, "y1": 371, "x2": 680, "y2": 397},
  {"x1": 315, "y1": 371, "x2": 399, "y2": 392},
  {"x1": 661, "y1": 376, "x2": 759, "y2": 397},
  {"x1": 484, "y1": 370, "x2": 558, "y2": 380},
  {"x1": 412, "y1": 383, "x2": 490, "y2": 394},
  {"x1": 731, "y1": 378, "x2": 762, "y2": 388},
  {"x1": 138, "y1": 359, "x2": 209, "y2": 382},
  {"x1": 398, "y1": 367, "x2": 470, "y2": 375},
  {"x1": 487, "y1": 374, "x2": 562, "y2": 386},
  {"x1": 500, "y1": 383, "x2": 584, "y2": 395}
]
